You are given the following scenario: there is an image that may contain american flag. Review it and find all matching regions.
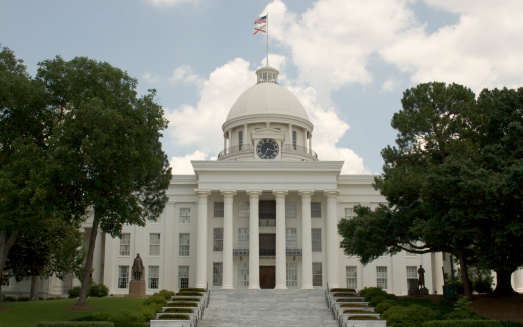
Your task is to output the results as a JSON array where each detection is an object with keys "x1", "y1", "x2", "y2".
[{"x1": 254, "y1": 15, "x2": 267, "y2": 24}]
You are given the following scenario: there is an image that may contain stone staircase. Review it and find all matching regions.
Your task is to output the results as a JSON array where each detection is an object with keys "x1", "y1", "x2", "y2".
[{"x1": 197, "y1": 289, "x2": 339, "y2": 327}]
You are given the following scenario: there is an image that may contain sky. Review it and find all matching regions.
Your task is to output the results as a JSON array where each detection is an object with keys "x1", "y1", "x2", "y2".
[{"x1": 2, "y1": 0, "x2": 523, "y2": 174}]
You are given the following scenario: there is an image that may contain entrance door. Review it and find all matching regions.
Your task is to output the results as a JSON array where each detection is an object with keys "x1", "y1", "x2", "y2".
[
  {"x1": 259, "y1": 234, "x2": 276, "y2": 256},
  {"x1": 260, "y1": 266, "x2": 276, "y2": 289}
]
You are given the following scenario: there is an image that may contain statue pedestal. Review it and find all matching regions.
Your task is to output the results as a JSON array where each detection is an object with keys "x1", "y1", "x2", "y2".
[{"x1": 126, "y1": 279, "x2": 146, "y2": 297}]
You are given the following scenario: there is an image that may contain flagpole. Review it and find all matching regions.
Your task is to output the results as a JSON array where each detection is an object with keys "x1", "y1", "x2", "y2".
[{"x1": 266, "y1": 12, "x2": 269, "y2": 67}]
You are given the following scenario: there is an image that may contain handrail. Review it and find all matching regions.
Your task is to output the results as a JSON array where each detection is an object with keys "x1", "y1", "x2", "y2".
[{"x1": 217, "y1": 143, "x2": 318, "y2": 159}]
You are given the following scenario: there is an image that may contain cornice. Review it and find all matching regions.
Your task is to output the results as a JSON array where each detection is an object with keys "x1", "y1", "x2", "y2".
[{"x1": 191, "y1": 160, "x2": 344, "y2": 175}]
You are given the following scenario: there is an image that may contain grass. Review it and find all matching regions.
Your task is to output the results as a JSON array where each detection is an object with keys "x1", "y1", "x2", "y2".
[{"x1": 0, "y1": 297, "x2": 144, "y2": 327}]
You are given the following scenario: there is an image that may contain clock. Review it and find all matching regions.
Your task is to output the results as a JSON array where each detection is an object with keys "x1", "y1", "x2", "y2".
[{"x1": 256, "y1": 138, "x2": 279, "y2": 159}]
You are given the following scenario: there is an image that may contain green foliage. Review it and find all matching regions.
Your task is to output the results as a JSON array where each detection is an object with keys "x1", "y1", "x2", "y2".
[
  {"x1": 37, "y1": 323, "x2": 114, "y2": 327},
  {"x1": 68, "y1": 287, "x2": 81, "y2": 299},
  {"x1": 330, "y1": 288, "x2": 356, "y2": 292},
  {"x1": 178, "y1": 288, "x2": 206, "y2": 292},
  {"x1": 157, "y1": 314, "x2": 190, "y2": 320},
  {"x1": 108, "y1": 310, "x2": 145, "y2": 325},
  {"x1": 382, "y1": 304, "x2": 440, "y2": 326},
  {"x1": 70, "y1": 312, "x2": 113, "y2": 322},
  {"x1": 88, "y1": 284, "x2": 109, "y2": 298},
  {"x1": 500, "y1": 322, "x2": 523, "y2": 327},
  {"x1": 422, "y1": 320, "x2": 502, "y2": 327},
  {"x1": 143, "y1": 295, "x2": 167, "y2": 307},
  {"x1": 164, "y1": 308, "x2": 194, "y2": 313},
  {"x1": 359, "y1": 287, "x2": 396, "y2": 302},
  {"x1": 138, "y1": 305, "x2": 157, "y2": 321},
  {"x1": 375, "y1": 299, "x2": 399, "y2": 313},
  {"x1": 166, "y1": 301, "x2": 198, "y2": 307},
  {"x1": 157, "y1": 289, "x2": 175, "y2": 300}
]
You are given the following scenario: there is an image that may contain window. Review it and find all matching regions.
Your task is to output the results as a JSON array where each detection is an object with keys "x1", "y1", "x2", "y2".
[
  {"x1": 286, "y1": 263, "x2": 297, "y2": 287},
  {"x1": 179, "y1": 233, "x2": 190, "y2": 257},
  {"x1": 238, "y1": 262, "x2": 249, "y2": 287},
  {"x1": 119, "y1": 233, "x2": 130, "y2": 256},
  {"x1": 346, "y1": 266, "x2": 357, "y2": 289},
  {"x1": 238, "y1": 202, "x2": 250, "y2": 218},
  {"x1": 214, "y1": 202, "x2": 224, "y2": 218},
  {"x1": 313, "y1": 263, "x2": 322, "y2": 287},
  {"x1": 286, "y1": 228, "x2": 297, "y2": 249},
  {"x1": 118, "y1": 266, "x2": 129, "y2": 289},
  {"x1": 213, "y1": 228, "x2": 223, "y2": 252},
  {"x1": 345, "y1": 208, "x2": 355, "y2": 218},
  {"x1": 292, "y1": 130, "x2": 297, "y2": 150},
  {"x1": 311, "y1": 202, "x2": 321, "y2": 218},
  {"x1": 285, "y1": 202, "x2": 297, "y2": 218},
  {"x1": 178, "y1": 266, "x2": 189, "y2": 289},
  {"x1": 377, "y1": 266, "x2": 388, "y2": 290},
  {"x1": 238, "y1": 228, "x2": 249, "y2": 249},
  {"x1": 1, "y1": 271, "x2": 9, "y2": 287},
  {"x1": 180, "y1": 207, "x2": 190, "y2": 224},
  {"x1": 213, "y1": 262, "x2": 223, "y2": 286},
  {"x1": 239, "y1": 131, "x2": 243, "y2": 151},
  {"x1": 312, "y1": 229, "x2": 322, "y2": 252},
  {"x1": 407, "y1": 266, "x2": 417, "y2": 280},
  {"x1": 149, "y1": 266, "x2": 159, "y2": 289},
  {"x1": 259, "y1": 200, "x2": 276, "y2": 219},
  {"x1": 149, "y1": 233, "x2": 160, "y2": 256}
]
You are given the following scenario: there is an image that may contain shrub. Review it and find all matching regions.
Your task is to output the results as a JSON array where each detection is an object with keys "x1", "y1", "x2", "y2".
[
  {"x1": 382, "y1": 304, "x2": 440, "y2": 326},
  {"x1": 369, "y1": 295, "x2": 389, "y2": 307},
  {"x1": 139, "y1": 305, "x2": 157, "y2": 321},
  {"x1": 422, "y1": 320, "x2": 502, "y2": 327},
  {"x1": 109, "y1": 310, "x2": 145, "y2": 325},
  {"x1": 333, "y1": 293, "x2": 358, "y2": 297},
  {"x1": 175, "y1": 292, "x2": 203, "y2": 296},
  {"x1": 375, "y1": 299, "x2": 399, "y2": 313},
  {"x1": 164, "y1": 308, "x2": 194, "y2": 313},
  {"x1": 347, "y1": 316, "x2": 378, "y2": 320},
  {"x1": 474, "y1": 279, "x2": 493, "y2": 294},
  {"x1": 337, "y1": 298, "x2": 364, "y2": 302},
  {"x1": 500, "y1": 322, "x2": 523, "y2": 327},
  {"x1": 143, "y1": 295, "x2": 167, "y2": 307},
  {"x1": 343, "y1": 310, "x2": 372, "y2": 314},
  {"x1": 178, "y1": 288, "x2": 206, "y2": 292},
  {"x1": 38, "y1": 323, "x2": 114, "y2": 327},
  {"x1": 70, "y1": 312, "x2": 113, "y2": 322},
  {"x1": 68, "y1": 286, "x2": 81, "y2": 299},
  {"x1": 360, "y1": 287, "x2": 397, "y2": 302},
  {"x1": 158, "y1": 289, "x2": 175, "y2": 300},
  {"x1": 166, "y1": 301, "x2": 198, "y2": 307},
  {"x1": 88, "y1": 284, "x2": 109, "y2": 297},
  {"x1": 340, "y1": 303, "x2": 367, "y2": 307},
  {"x1": 330, "y1": 288, "x2": 356, "y2": 292},
  {"x1": 17, "y1": 296, "x2": 30, "y2": 301},
  {"x1": 170, "y1": 297, "x2": 200, "y2": 302},
  {"x1": 3, "y1": 296, "x2": 16, "y2": 302},
  {"x1": 157, "y1": 314, "x2": 191, "y2": 320}
]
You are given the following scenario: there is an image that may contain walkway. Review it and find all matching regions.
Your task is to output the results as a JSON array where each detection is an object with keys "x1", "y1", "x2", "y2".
[{"x1": 197, "y1": 289, "x2": 339, "y2": 327}]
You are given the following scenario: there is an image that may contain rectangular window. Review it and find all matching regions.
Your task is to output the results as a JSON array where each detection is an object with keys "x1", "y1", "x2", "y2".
[
  {"x1": 239, "y1": 131, "x2": 243, "y2": 151},
  {"x1": 311, "y1": 202, "x2": 321, "y2": 218},
  {"x1": 149, "y1": 266, "x2": 159, "y2": 289},
  {"x1": 285, "y1": 202, "x2": 297, "y2": 218},
  {"x1": 179, "y1": 233, "x2": 190, "y2": 257},
  {"x1": 286, "y1": 228, "x2": 297, "y2": 249},
  {"x1": 238, "y1": 201, "x2": 250, "y2": 218},
  {"x1": 214, "y1": 202, "x2": 224, "y2": 218},
  {"x1": 1, "y1": 272, "x2": 9, "y2": 287},
  {"x1": 259, "y1": 200, "x2": 276, "y2": 219},
  {"x1": 119, "y1": 233, "x2": 130, "y2": 256},
  {"x1": 407, "y1": 266, "x2": 417, "y2": 280},
  {"x1": 238, "y1": 228, "x2": 249, "y2": 249},
  {"x1": 377, "y1": 266, "x2": 388, "y2": 290},
  {"x1": 286, "y1": 263, "x2": 297, "y2": 287},
  {"x1": 213, "y1": 228, "x2": 223, "y2": 252},
  {"x1": 313, "y1": 262, "x2": 322, "y2": 287},
  {"x1": 312, "y1": 228, "x2": 322, "y2": 252},
  {"x1": 292, "y1": 130, "x2": 297, "y2": 150},
  {"x1": 238, "y1": 262, "x2": 249, "y2": 287},
  {"x1": 178, "y1": 266, "x2": 189, "y2": 289},
  {"x1": 345, "y1": 208, "x2": 355, "y2": 218},
  {"x1": 180, "y1": 207, "x2": 190, "y2": 224},
  {"x1": 213, "y1": 262, "x2": 223, "y2": 286},
  {"x1": 118, "y1": 266, "x2": 129, "y2": 289},
  {"x1": 149, "y1": 233, "x2": 160, "y2": 256},
  {"x1": 346, "y1": 266, "x2": 357, "y2": 289}
]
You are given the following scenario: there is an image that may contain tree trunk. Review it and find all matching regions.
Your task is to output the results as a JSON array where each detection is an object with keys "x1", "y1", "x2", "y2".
[
  {"x1": 492, "y1": 269, "x2": 518, "y2": 296},
  {"x1": 458, "y1": 252, "x2": 473, "y2": 299},
  {"x1": 30, "y1": 275, "x2": 38, "y2": 301},
  {"x1": 0, "y1": 230, "x2": 19, "y2": 298},
  {"x1": 76, "y1": 214, "x2": 100, "y2": 306}
]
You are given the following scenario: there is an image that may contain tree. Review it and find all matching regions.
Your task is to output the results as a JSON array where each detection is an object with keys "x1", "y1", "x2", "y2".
[{"x1": 36, "y1": 56, "x2": 172, "y2": 306}]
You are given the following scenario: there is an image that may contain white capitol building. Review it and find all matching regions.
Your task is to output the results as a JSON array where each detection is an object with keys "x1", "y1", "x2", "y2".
[{"x1": 3, "y1": 66, "x2": 522, "y2": 297}]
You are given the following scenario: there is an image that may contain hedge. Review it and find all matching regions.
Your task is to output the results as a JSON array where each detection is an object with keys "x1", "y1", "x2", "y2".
[
  {"x1": 38, "y1": 323, "x2": 114, "y2": 327},
  {"x1": 422, "y1": 320, "x2": 502, "y2": 327}
]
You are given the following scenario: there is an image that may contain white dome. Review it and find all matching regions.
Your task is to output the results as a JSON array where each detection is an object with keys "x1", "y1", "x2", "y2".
[{"x1": 226, "y1": 79, "x2": 310, "y2": 122}]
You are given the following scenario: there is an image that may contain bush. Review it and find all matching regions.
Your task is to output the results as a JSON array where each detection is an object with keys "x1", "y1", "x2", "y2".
[
  {"x1": 68, "y1": 286, "x2": 81, "y2": 299},
  {"x1": 109, "y1": 310, "x2": 145, "y2": 325},
  {"x1": 158, "y1": 289, "x2": 175, "y2": 300},
  {"x1": 500, "y1": 322, "x2": 523, "y2": 327},
  {"x1": 17, "y1": 296, "x2": 30, "y2": 301},
  {"x1": 359, "y1": 287, "x2": 397, "y2": 302},
  {"x1": 474, "y1": 279, "x2": 493, "y2": 294},
  {"x1": 166, "y1": 301, "x2": 198, "y2": 307},
  {"x1": 143, "y1": 295, "x2": 167, "y2": 307},
  {"x1": 382, "y1": 304, "x2": 440, "y2": 326},
  {"x1": 39, "y1": 324, "x2": 113, "y2": 327},
  {"x1": 139, "y1": 305, "x2": 157, "y2": 321},
  {"x1": 88, "y1": 284, "x2": 109, "y2": 297},
  {"x1": 157, "y1": 314, "x2": 190, "y2": 320},
  {"x1": 164, "y1": 308, "x2": 194, "y2": 313},
  {"x1": 3, "y1": 296, "x2": 16, "y2": 302},
  {"x1": 330, "y1": 288, "x2": 356, "y2": 292},
  {"x1": 422, "y1": 320, "x2": 502, "y2": 327},
  {"x1": 175, "y1": 292, "x2": 203, "y2": 296},
  {"x1": 178, "y1": 288, "x2": 206, "y2": 292},
  {"x1": 375, "y1": 299, "x2": 399, "y2": 313},
  {"x1": 70, "y1": 312, "x2": 113, "y2": 322}
]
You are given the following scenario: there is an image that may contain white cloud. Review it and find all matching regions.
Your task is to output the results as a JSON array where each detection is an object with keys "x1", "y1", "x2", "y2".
[
  {"x1": 170, "y1": 150, "x2": 208, "y2": 175},
  {"x1": 169, "y1": 65, "x2": 204, "y2": 86},
  {"x1": 381, "y1": 78, "x2": 400, "y2": 92},
  {"x1": 142, "y1": 72, "x2": 159, "y2": 84}
]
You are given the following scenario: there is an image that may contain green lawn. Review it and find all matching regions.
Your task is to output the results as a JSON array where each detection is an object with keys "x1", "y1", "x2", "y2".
[{"x1": 0, "y1": 297, "x2": 145, "y2": 327}]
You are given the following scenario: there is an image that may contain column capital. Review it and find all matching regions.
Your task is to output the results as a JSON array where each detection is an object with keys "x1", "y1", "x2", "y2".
[
  {"x1": 324, "y1": 189, "x2": 339, "y2": 202},
  {"x1": 220, "y1": 190, "x2": 237, "y2": 200},
  {"x1": 298, "y1": 190, "x2": 314, "y2": 198},
  {"x1": 246, "y1": 190, "x2": 263, "y2": 198},
  {"x1": 272, "y1": 190, "x2": 288, "y2": 199},
  {"x1": 195, "y1": 189, "x2": 211, "y2": 196}
]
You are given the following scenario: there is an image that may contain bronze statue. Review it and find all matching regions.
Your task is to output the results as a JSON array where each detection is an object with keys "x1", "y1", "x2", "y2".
[
  {"x1": 418, "y1": 265, "x2": 425, "y2": 288},
  {"x1": 132, "y1": 253, "x2": 144, "y2": 281}
]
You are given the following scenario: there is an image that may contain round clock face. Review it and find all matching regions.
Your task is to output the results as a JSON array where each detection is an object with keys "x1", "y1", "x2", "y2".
[{"x1": 256, "y1": 138, "x2": 279, "y2": 159}]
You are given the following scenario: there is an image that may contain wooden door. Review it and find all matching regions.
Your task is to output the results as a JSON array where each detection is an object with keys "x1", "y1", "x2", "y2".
[{"x1": 260, "y1": 266, "x2": 276, "y2": 289}]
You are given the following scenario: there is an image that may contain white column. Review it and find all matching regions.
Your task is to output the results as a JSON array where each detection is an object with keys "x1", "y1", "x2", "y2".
[
  {"x1": 273, "y1": 190, "x2": 288, "y2": 289},
  {"x1": 247, "y1": 190, "x2": 262, "y2": 289},
  {"x1": 325, "y1": 190, "x2": 340, "y2": 288},
  {"x1": 223, "y1": 134, "x2": 227, "y2": 154},
  {"x1": 299, "y1": 190, "x2": 314, "y2": 289},
  {"x1": 243, "y1": 124, "x2": 248, "y2": 146},
  {"x1": 195, "y1": 190, "x2": 210, "y2": 289},
  {"x1": 308, "y1": 133, "x2": 312, "y2": 150},
  {"x1": 221, "y1": 190, "x2": 236, "y2": 289},
  {"x1": 163, "y1": 202, "x2": 175, "y2": 291},
  {"x1": 303, "y1": 129, "x2": 308, "y2": 148},
  {"x1": 287, "y1": 124, "x2": 293, "y2": 145}
]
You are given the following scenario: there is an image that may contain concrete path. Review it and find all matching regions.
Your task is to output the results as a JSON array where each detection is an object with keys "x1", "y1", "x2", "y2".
[{"x1": 197, "y1": 289, "x2": 338, "y2": 327}]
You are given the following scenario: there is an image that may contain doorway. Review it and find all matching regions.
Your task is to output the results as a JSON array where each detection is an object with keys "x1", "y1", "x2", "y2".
[{"x1": 259, "y1": 266, "x2": 276, "y2": 289}]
